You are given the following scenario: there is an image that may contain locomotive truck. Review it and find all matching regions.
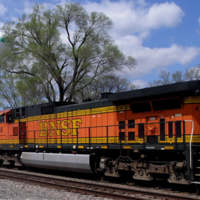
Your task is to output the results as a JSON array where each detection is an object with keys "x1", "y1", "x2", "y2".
[{"x1": 0, "y1": 80, "x2": 200, "y2": 185}]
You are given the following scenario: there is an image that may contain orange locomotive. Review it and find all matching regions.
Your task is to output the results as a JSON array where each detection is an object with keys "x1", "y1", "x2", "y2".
[{"x1": 1, "y1": 80, "x2": 200, "y2": 184}]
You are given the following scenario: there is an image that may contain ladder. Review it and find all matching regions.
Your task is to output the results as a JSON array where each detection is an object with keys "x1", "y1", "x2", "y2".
[{"x1": 192, "y1": 145, "x2": 200, "y2": 183}]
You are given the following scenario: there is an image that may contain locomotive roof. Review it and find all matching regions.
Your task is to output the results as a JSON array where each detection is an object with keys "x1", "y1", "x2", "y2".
[
  {"x1": 51, "y1": 80, "x2": 200, "y2": 113},
  {"x1": 108, "y1": 80, "x2": 200, "y2": 102},
  {"x1": 7, "y1": 80, "x2": 200, "y2": 118}
]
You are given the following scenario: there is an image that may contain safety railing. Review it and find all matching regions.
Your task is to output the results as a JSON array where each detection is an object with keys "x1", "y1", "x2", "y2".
[{"x1": 13, "y1": 120, "x2": 196, "y2": 148}]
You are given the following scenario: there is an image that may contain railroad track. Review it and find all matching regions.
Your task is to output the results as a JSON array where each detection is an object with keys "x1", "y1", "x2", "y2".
[{"x1": 0, "y1": 168, "x2": 199, "y2": 200}]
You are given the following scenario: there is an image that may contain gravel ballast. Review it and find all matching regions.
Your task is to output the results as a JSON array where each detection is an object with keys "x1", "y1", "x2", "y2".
[{"x1": 0, "y1": 179, "x2": 109, "y2": 200}]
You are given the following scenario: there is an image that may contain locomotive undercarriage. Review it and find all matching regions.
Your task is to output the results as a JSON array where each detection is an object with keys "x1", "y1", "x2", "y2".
[
  {"x1": 0, "y1": 148, "x2": 193, "y2": 185},
  {"x1": 96, "y1": 150, "x2": 190, "y2": 184},
  {"x1": 0, "y1": 151, "x2": 22, "y2": 167}
]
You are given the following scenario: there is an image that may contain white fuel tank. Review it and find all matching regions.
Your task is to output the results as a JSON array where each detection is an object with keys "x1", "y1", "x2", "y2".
[{"x1": 20, "y1": 152, "x2": 92, "y2": 173}]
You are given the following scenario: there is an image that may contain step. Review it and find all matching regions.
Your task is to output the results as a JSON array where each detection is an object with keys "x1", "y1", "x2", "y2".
[
  {"x1": 192, "y1": 181, "x2": 200, "y2": 184},
  {"x1": 194, "y1": 174, "x2": 200, "y2": 177}
]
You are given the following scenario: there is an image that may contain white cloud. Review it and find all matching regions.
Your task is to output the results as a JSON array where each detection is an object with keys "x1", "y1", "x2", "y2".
[
  {"x1": 135, "y1": 44, "x2": 199, "y2": 74},
  {"x1": 84, "y1": 0, "x2": 199, "y2": 79},
  {"x1": 0, "y1": 22, "x2": 4, "y2": 37},
  {"x1": 144, "y1": 2, "x2": 184, "y2": 29},
  {"x1": 132, "y1": 79, "x2": 148, "y2": 88},
  {"x1": 84, "y1": 0, "x2": 184, "y2": 36},
  {"x1": 0, "y1": 4, "x2": 7, "y2": 16},
  {"x1": 4, "y1": 0, "x2": 198, "y2": 82},
  {"x1": 117, "y1": 35, "x2": 200, "y2": 78}
]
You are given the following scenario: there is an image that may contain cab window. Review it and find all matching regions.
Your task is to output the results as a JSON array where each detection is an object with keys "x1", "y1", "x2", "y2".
[{"x1": 0, "y1": 114, "x2": 5, "y2": 123}]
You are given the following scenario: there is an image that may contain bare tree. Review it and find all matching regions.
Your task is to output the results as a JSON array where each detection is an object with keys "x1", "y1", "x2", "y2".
[
  {"x1": 77, "y1": 74, "x2": 132, "y2": 101},
  {"x1": 150, "y1": 66, "x2": 200, "y2": 87},
  {"x1": 0, "y1": 4, "x2": 135, "y2": 106}
]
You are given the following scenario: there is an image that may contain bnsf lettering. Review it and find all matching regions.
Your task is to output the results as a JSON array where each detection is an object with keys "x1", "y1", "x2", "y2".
[{"x1": 39, "y1": 119, "x2": 82, "y2": 136}]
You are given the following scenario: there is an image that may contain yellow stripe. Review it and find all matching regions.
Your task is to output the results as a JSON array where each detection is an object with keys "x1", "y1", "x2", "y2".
[
  {"x1": 15, "y1": 104, "x2": 131, "y2": 123},
  {"x1": 164, "y1": 146, "x2": 174, "y2": 150},
  {"x1": 2, "y1": 135, "x2": 200, "y2": 146},
  {"x1": 24, "y1": 137, "x2": 144, "y2": 144},
  {"x1": 184, "y1": 96, "x2": 200, "y2": 103},
  {"x1": 0, "y1": 139, "x2": 19, "y2": 144}
]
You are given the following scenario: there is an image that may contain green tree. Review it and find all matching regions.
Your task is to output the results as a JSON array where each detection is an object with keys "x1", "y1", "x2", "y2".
[
  {"x1": 0, "y1": 72, "x2": 19, "y2": 108},
  {"x1": 0, "y1": 3, "x2": 135, "y2": 106}
]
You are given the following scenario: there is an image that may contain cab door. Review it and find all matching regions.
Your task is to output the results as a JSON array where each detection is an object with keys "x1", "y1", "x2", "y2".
[
  {"x1": 160, "y1": 118, "x2": 166, "y2": 141},
  {"x1": 19, "y1": 122, "x2": 27, "y2": 144},
  {"x1": 146, "y1": 116, "x2": 159, "y2": 144}
]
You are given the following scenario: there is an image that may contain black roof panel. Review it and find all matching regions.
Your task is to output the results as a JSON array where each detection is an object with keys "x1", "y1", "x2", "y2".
[
  {"x1": 10, "y1": 80, "x2": 200, "y2": 118},
  {"x1": 108, "y1": 80, "x2": 200, "y2": 102}
]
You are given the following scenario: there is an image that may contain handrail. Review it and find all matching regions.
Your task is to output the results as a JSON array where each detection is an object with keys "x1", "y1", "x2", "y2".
[
  {"x1": 184, "y1": 120, "x2": 194, "y2": 169},
  {"x1": 12, "y1": 120, "x2": 195, "y2": 148}
]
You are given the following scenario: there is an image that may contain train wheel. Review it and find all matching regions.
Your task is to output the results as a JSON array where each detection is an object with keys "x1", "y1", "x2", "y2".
[{"x1": 195, "y1": 184, "x2": 200, "y2": 194}]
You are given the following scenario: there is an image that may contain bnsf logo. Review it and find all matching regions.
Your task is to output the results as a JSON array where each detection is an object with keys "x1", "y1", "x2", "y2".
[{"x1": 40, "y1": 119, "x2": 82, "y2": 136}]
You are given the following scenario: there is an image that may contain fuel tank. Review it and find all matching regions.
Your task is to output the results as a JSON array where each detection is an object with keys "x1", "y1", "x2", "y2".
[{"x1": 20, "y1": 152, "x2": 92, "y2": 173}]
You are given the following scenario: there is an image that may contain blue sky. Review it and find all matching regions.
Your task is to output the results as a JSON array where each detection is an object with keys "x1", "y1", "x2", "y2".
[{"x1": 0, "y1": 0, "x2": 200, "y2": 88}]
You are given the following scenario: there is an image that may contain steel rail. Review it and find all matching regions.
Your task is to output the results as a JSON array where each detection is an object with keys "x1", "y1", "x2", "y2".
[{"x1": 0, "y1": 168, "x2": 199, "y2": 200}]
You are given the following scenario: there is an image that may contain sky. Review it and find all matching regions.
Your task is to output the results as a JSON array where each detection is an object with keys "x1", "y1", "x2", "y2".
[{"x1": 0, "y1": 0, "x2": 200, "y2": 88}]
